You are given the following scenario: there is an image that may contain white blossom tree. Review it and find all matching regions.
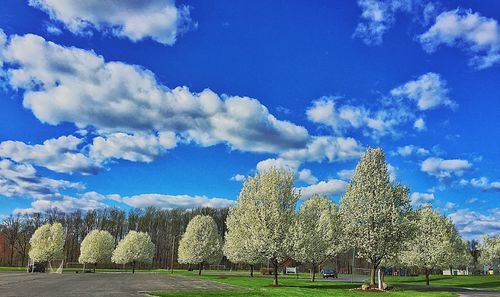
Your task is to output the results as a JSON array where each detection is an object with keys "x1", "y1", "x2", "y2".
[
  {"x1": 224, "y1": 205, "x2": 263, "y2": 277},
  {"x1": 339, "y1": 148, "x2": 413, "y2": 285},
  {"x1": 291, "y1": 194, "x2": 340, "y2": 281},
  {"x1": 111, "y1": 231, "x2": 155, "y2": 273},
  {"x1": 231, "y1": 168, "x2": 299, "y2": 286},
  {"x1": 29, "y1": 222, "x2": 65, "y2": 266},
  {"x1": 399, "y1": 206, "x2": 461, "y2": 285},
  {"x1": 480, "y1": 235, "x2": 500, "y2": 271},
  {"x1": 79, "y1": 230, "x2": 115, "y2": 271},
  {"x1": 178, "y1": 215, "x2": 222, "y2": 275}
]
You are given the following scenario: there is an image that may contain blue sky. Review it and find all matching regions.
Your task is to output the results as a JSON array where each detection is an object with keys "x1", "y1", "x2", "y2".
[{"x1": 0, "y1": 0, "x2": 498, "y2": 239}]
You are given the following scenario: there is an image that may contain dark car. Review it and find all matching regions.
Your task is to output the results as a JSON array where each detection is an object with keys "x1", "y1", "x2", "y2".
[
  {"x1": 27, "y1": 263, "x2": 45, "y2": 273},
  {"x1": 321, "y1": 268, "x2": 338, "y2": 278}
]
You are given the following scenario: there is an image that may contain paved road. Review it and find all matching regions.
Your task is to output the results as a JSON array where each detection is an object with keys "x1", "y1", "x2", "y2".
[
  {"x1": 397, "y1": 284, "x2": 500, "y2": 297},
  {"x1": 0, "y1": 272, "x2": 240, "y2": 297}
]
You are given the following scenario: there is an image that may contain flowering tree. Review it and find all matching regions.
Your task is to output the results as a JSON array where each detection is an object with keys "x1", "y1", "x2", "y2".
[
  {"x1": 29, "y1": 222, "x2": 65, "y2": 264},
  {"x1": 291, "y1": 194, "x2": 340, "y2": 281},
  {"x1": 224, "y1": 205, "x2": 263, "y2": 277},
  {"x1": 79, "y1": 230, "x2": 115, "y2": 271},
  {"x1": 111, "y1": 231, "x2": 155, "y2": 273},
  {"x1": 400, "y1": 206, "x2": 462, "y2": 285},
  {"x1": 339, "y1": 148, "x2": 413, "y2": 285},
  {"x1": 178, "y1": 215, "x2": 222, "y2": 275},
  {"x1": 480, "y1": 235, "x2": 500, "y2": 270},
  {"x1": 231, "y1": 168, "x2": 299, "y2": 286}
]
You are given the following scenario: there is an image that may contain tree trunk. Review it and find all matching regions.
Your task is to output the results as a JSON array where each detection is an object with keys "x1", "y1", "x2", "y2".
[
  {"x1": 311, "y1": 263, "x2": 316, "y2": 282},
  {"x1": 425, "y1": 268, "x2": 430, "y2": 286},
  {"x1": 273, "y1": 260, "x2": 279, "y2": 287},
  {"x1": 198, "y1": 263, "x2": 202, "y2": 276},
  {"x1": 94, "y1": 263, "x2": 97, "y2": 273},
  {"x1": 9, "y1": 246, "x2": 14, "y2": 266},
  {"x1": 250, "y1": 265, "x2": 254, "y2": 277},
  {"x1": 132, "y1": 261, "x2": 135, "y2": 274},
  {"x1": 370, "y1": 263, "x2": 378, "y2": 285}
]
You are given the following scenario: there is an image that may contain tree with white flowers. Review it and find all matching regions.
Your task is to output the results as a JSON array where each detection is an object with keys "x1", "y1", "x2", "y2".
[
  {"x1": 231, "y1": 168, "x2": 299, "y2": 286},
  {"x1": 178, "y1": 215, "x2": 222, "y2": 275},
  {"x1": 291, "y1": 194, "x2": 340, "y2": 281},
  {"x1": 480, "y1": 235, "x2": 500, "y2": 271},
  {"x1": 399, "y1": 206, "x2": 461, "y2": 285},
  {"x1": 112, "y1": 231, "x2": 155, "y2": 274},
  {"x1": 29, "y1": 222, "x2": 65, "y2": 265},
  {"x1": 224, "y1": 205, "x2": 263, "y2": 277},
  {"x1": 79, "y1": 230, "x2": 115, "y2": 272},
  {"x1": 339, "y1": 148, "x2": 413, "y2": 286}
]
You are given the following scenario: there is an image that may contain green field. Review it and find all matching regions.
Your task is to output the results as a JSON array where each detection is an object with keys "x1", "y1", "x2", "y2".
[
  {"x1": 149, "y1": 272, "x2": 458, "y2": 297},
  {"x1": 385, "y1": 275, "x2": 500, "y2": 290}
]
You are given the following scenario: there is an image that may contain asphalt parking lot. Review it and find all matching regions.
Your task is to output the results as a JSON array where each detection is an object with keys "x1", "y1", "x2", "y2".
[{"x1": 0, "y1": 272, "x2": 239, "y2": 297}]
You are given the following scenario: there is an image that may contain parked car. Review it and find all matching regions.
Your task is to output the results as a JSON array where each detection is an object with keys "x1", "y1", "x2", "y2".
[
  {"x1": 321, "y1": 268, "x2": 338, "y2": 278},
  {"x1": 27, "y1": 263, "x2": 46, "y2": 273}
]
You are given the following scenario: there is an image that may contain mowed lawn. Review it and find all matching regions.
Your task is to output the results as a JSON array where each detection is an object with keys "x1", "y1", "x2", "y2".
[
  {"x1": 149, "y1": 272, "x2": 458, "y2": 297},
  {"x1": 385, "y1": 275, "x2": 500, "y2": 290}
]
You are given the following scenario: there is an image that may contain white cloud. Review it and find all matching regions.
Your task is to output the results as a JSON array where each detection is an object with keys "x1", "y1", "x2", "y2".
[
  {"x1": 413, "y1": 117, "x2": 426, "y2": 131},
  {"x1": 0, "y1": 135, "x2": 100, "y2": 174},
  {"x1": 297, "y1": 179, "x2": 347, "y2": 200},
  {"x1": 448, "y1": 208, "x2": 500, "y2": 239},
  {"x1": 387, "y1": 163, "x2": 397, "y2": 182},
  {"x1": 0, "y1": 159, "x2": 83, "y2": 200},
  {"x1": 390, "y1": 72, "x2": 456, "y2": 110},
  {"x1": 13, "y1": 191, "x2": 107, "y2": 214},
  {"x1": 460, "y1": 177, "x2": 500, "y2": 192},
  {"x1": 419, "y1": 9, "x2": 500, "y2": 69},
  {"x1": 466, "y1": 197, "x2": 479, "y2": 204},
  {"x1": 410, "y1": 192, "x2": 434, "y2": 207},
  {"x1": 280, "y1": 136, "x2": 364, "y2": 163},
  {"x1": 353, "y1": 0, "x2": 413, "y2": 45},
  {"x1": 337, "y1": 169, "x2": 355, "y2": 181},
  {"x1": 119, "y1": 194, "x2": 236, "y2": 209},
  {"x1": 28, "y1": 0, "x2": 195, "y2": 45},
  {"x1": 394, "y1": 145, "x2": 429, "y2": 157},
  {"x1": 421, "y1": 157, "x2": 472, "y2": 179},
  {"x1": 297, "y1": 169, "x2": 318, "y2": 185},
  {"x1": 230, "y1": 174, "x2": 246, "y2": 182},
  {"x1": 90, "y1": 132, "x2": 177, "y2": 163},
  {"x1": 443, "y1": 201, "x2": 457, "y2": 211},
  {"x1": 256, "y1": 158, "x2": 300, "y2": 173},
  {"x1": 0, "y1": 33, "x2": 309, "y2": 155}
]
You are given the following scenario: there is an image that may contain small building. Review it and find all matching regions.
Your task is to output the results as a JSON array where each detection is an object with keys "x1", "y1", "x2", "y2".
[{"x1": 443, "y1": 268, "x2": 470, "y2": 276}]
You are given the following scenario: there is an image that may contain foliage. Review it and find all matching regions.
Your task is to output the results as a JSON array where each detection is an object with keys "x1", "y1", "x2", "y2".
[
  {"x1": 28, "y1": 222, "x2": 65, "y2": 263},
  {"x1": 79, "y1": 230, "x2": 115, "y2": 265},
  {"x1": 339, "y1": 147, "x2": 413, "y2": 284},
  {"x1": 178, "y1": 215, "x2": 222, "y2": 268},
  {"x1": 480, "y1": 235, "x2": 500, "y2": 267},
  {"x1": 112, "y1": 230, "x2": 155, "y2": 268},
  {"x1": 290, "y1": 194, "x2": 340, "y2": 281}
]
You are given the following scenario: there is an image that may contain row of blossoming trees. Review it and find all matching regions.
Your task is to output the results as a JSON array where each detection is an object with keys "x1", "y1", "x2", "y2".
[{"x1": 27, "y1": 148, "x2": 500, "y2": 287}]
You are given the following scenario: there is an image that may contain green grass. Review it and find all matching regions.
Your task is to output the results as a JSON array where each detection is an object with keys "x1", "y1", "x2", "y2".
[
  {"x1": 385, "y1": 275, "x2": 500, "y2": 290},
  {"x1": 149, "y1": 271, "x2": 458, "y2": 297}
]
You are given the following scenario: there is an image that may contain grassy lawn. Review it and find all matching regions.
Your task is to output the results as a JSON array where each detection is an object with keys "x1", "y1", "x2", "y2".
[
  {"x1": 149, "y1": 271, "x2": 458, "y2": 297},
  {"x1": 385, "y1": 275, "x2": 500, "y2": 290}
]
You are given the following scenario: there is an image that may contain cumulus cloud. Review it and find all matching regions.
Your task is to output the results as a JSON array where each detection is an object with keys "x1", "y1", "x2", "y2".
[
  {"x1": 0, "y1": 33, "x2": 309, "y2": 155},
  {"x1": 230, "y1": 174, "x2": 246, "y2": 182},
  {"x1": 0, "y1": 135, "x2": 100, "y2": 174},
  {"x1": 297, "y1": 169, "x2": 319, "y2": 185},
  {"x1": 337, "y1": 169, "x2": 355, "y2": 181},
  {"x1": 14, "y1": 191, "x2": 107, "y2": 214},
  {"x1": 421, "y1": 157, "x2": 472, "y2": 180},
  {"x1": 0, "y1": 159, "x2": 83, "y2": 200},
  {"x1": 390, "y1": 73, "x2": 456, "y2": 110},
  {"x1": 256, "y1": 158, "x2": 300, "y2": 173},
  {"x1": 460, "y1": 177, "x2": 500, "y2": 192},
  {"x1": 280, "y1": 136, "x2": 364, "y2": 163},
  {"x1": 448, "y1": 208, "x2": 500, "y2": 239},
  {"x1": 28, "y1": 0, "x2": 195, "y2": 45},
  {"x1": 118, "y1": 194, "x2": 236, "y2": 209},
  {"x1": 443, "y1": 201, "x2": 457, "y2": 211},
  {"x1": 90, "y1": 132, "x2": 177, "y2": 163},
  {"x1": 410, "y1": 192, "x2": 434, "y2": 207},
  {"x1": 297, "y1": 179, "x2": 347, "y2": 200},
  {"x1": 419, "y1": 9, "x2": 500, "y2": 69},
  {"x1": 413, "y1": 117, "x2": 426, "y2": 131},
  {"x1": 353, "y1": 0, "x2": 413, "y2": 45},
  {"x1": 394, "y1": 144, "x2": 429, "y2": 157}
]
